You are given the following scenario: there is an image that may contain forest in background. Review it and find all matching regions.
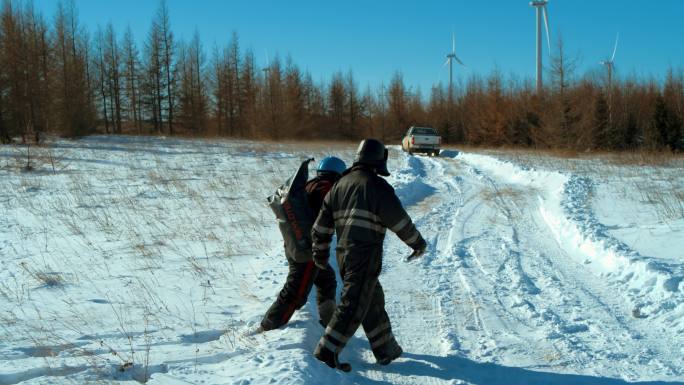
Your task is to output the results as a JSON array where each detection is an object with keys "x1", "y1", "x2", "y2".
[{"x1": 0, "y1": 0, "x2": 682, "y2": 152}]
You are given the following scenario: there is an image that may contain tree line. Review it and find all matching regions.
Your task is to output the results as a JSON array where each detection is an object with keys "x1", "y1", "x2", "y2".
[{"x1": 0, "y1": 0, "x2": 682, "y2": 151}]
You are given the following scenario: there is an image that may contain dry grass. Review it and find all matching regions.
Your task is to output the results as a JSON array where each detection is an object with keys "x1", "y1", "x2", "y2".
[
  {"x1": 0, "y1": 141, "x2": 68, "y2": 173},
  {"x1": 463, "y1": 144, "x2": 684, "y2": 168},
  {"x1": 19, "y1": 261, "x2": 65, "y2": 288},
  {"x1": 479, "y1": 184, "x2": 536, "y2": 224},
  {"x1": 637, "y1": 182, "x2": 684, "y2": 222},
  {"x1": 601, "y1": 151, "x2": 684, "y2": 167}
]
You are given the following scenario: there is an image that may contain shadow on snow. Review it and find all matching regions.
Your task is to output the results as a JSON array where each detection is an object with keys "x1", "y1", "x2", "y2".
[{"x1": 377, "y1": 352, "x2": 684, "y2": 385}]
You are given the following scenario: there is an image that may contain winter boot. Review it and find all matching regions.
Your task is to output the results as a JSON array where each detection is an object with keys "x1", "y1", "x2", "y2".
[
  {"x1": 318, "y1": 299, "x2": 336, "y2": 328},
  {"x1": 374, "y1": 337, "x2": 403, "y2": 365},
  {"x1": 314, "y1": 343, "x2": 351, "y2": 372},
  {"x1": 377, "y1": 344, "x2": 402, "y2": 365}
]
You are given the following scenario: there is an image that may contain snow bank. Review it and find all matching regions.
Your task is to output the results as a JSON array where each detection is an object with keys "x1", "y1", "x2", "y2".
[{"x1": 390, "y1": 150, "x2": 438, "y2": 206}]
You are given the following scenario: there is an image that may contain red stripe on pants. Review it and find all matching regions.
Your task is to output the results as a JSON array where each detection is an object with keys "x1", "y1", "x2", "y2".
[{"x1": 281, "y1": 261, "x2": 315, "y2": 324}]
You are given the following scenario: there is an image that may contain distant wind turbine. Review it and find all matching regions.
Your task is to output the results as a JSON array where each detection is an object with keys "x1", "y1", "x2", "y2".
[
  {"x1": 530, "y1": 0, "x2": 551, "y2": 93},
  {"x1": 444, "y1": 33, "x2": 465, "y2": 100},
  {"x1": 600, "y1": 33, "x2": 619, "y2": 125},
  {"x1": 600, "y1": 33, "x2": 619, "y2": 92},
  {"x1": 263, "y1": 49, "x2": 271, "y2": 77}
]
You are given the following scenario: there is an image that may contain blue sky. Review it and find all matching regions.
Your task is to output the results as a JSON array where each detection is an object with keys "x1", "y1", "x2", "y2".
[{"x1": 33, "y1": 0, "x2": 684, "y2": 93}]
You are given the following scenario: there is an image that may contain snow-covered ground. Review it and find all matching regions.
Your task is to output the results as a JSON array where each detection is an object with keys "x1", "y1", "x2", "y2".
[{"x1": 0, "y1": 136, "x2": 682, "y2": 385}]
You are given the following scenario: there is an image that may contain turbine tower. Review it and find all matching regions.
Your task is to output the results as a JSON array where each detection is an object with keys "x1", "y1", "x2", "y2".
[
  {"x1": 530, "y1": 0, "x2": 551, "y2": 93},
  {"x1": 600, "y1": 33, "x2": 619, "y2": 92},
  {"x1": 444, "y1": 33, "x2": 465, "y2": 101}
]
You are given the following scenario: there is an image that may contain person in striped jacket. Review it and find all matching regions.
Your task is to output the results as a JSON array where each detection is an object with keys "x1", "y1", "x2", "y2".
[{"x1": 311, "y1": 139, "x2": 427, "y2": 371}]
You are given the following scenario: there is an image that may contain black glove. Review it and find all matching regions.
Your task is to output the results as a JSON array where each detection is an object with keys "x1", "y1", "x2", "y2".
[{"x1": 407, "y1": 238, "x2": 427, "y2": 261}]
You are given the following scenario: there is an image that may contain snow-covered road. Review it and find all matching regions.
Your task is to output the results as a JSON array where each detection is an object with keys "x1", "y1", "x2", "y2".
[
  {"x1": 359, "y1": 151, "x2": 683, "y2": 385},
  {"x1": 0, "y1": 137, "x2": 682, "y2": 384}
]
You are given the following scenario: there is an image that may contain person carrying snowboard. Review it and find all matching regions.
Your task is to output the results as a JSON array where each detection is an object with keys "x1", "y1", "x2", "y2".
[
  {"x1": 258, "y1": 156, "x2": 347, "y2": 333},
  {"x1": 311, "y1": 139, "x2": 427, "y2": 371}
]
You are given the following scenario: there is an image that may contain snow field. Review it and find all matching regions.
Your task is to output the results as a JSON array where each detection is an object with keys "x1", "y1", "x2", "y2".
[{"x1": 0, "y1": 136, "x2": 682, "y2": 384}]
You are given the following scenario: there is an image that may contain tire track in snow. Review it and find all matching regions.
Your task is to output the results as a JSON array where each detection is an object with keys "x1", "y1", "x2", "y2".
[
  {"x1": 447, "y1": 160, "x2": 545, "y2": 361},
  {"x1": 401, "y1": 155, "x2": 468, "y2": 368},
  {"x1": 394, "y1": 155, "x2": 504, "y2": 363},
  {"x1": 410, "y1": 155, "x2": 538, "y2": 364},
  {"x1": 409, "y1": 156, "x2": 481, "y2": 355}
]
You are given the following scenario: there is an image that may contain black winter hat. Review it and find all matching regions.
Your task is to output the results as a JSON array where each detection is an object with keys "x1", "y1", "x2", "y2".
[{"x1": 353, "y1": 138, "x2": 389, "y2": 176}]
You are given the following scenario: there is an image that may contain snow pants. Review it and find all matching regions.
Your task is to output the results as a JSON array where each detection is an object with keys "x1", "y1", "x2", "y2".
[
  {"x1": 315, "y1": 246, "x2": 401, "y2": 362},
  {"x1": 260, "y1": 254, "x2": 337, "y2": 331}
]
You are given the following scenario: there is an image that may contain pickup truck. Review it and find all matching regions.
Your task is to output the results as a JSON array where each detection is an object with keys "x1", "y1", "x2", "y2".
[{"x1": 401, "y1": 126, "x2": 441, "y2": 156}]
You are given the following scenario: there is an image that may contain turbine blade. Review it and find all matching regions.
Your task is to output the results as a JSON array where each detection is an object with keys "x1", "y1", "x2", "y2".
[
  {"x1": 452, "y1": 32, "x2": 455, "y2": 54},
  {"x1": 454, "y1": 56, "x2": 466, "y2": 67},
  {"x1": 444, "y1": 58, "x2": 450, "y2": 67},
  {"x1": 611, "y1": 32, "x2": 619, "y2": 62},
  {"x1": 265, "y1": 48, "x2": 270, "y2": 67},
  {"x1": 543, "y1": 6, "x2": 551, "y2": 54}
]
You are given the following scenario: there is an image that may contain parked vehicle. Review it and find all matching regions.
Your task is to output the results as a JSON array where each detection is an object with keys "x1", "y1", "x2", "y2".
[{"x1": 401, "y1": 126, "x2": 441, "y2": 156}]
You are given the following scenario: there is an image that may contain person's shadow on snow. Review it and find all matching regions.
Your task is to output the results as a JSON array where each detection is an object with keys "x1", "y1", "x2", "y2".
[{"x1": 379, "y1": 352, "x2": 684, "y2": 385}]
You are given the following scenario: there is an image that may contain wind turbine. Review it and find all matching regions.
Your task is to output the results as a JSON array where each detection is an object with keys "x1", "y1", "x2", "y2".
[
  {"x1": 262, "y1": 49, "x2": 271, "y2": 78},
  {"x1": 443, "y1": 33, "x2": 465, "y2": 101},
  {"x1": 530, "y1": 0, "x2": 551, "y2": 93},
  {"x1": 600, "y1": 33, "x2": 619, "y2": 92},
  {"x1": 600, "y1": 33, "x2": 619, "y2": 125}
]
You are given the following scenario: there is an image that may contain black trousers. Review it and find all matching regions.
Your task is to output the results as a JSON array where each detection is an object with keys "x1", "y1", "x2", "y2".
[
  {"x1": 317, "y1": 247, "x2": 400, "y2": 361},
  {"x1": 261, "y1": 255, "x2": 337, "y2": 331}
]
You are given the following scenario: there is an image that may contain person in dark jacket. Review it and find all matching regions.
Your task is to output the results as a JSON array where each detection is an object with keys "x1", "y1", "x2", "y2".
[
  {"x1": 311, "y1": 139, "x2": 427, "y2": 370},
  {"x1": 258, "y1": 156, "x2": 347, "y2": 333}
]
